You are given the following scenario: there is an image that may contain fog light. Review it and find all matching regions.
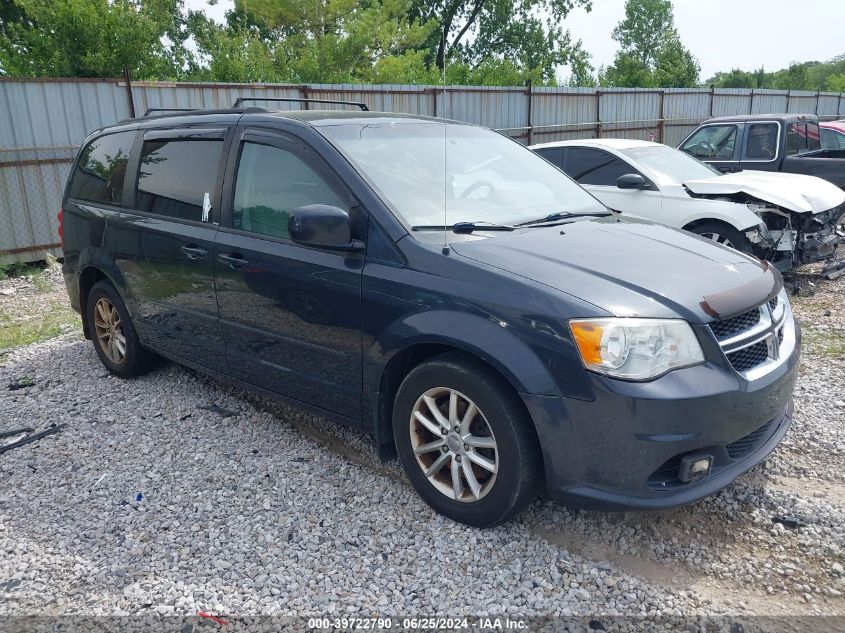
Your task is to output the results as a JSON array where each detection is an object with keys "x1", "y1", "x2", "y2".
[{"x1": 678, "y1": 453, "x2": 713, "y2": 483}]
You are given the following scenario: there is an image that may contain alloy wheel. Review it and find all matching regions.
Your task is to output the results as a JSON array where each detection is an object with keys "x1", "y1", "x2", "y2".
[
  {"x1": 93, "y1": 297, "x2": 126, "y2": 365},
  {"x1": 699, "y1": 232, "x2": 735, "y2": 249},
  {"x1": 409, "y1": 387, "x2": 498, "y2": 502}
]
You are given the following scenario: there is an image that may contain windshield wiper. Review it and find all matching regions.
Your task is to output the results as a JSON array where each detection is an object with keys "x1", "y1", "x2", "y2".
[
  {"x1": 515, "y1": 210, "x2": 612, "y2": 227},
  {"x1": 412, "y1": 221, "x2": 515, "y2": 234}
]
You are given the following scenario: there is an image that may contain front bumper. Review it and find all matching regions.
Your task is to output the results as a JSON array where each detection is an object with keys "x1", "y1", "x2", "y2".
[{"x1": 523, "y1": 323, "x2": 800, "y2": 510}]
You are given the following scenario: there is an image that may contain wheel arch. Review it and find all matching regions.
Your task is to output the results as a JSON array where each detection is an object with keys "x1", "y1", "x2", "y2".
[
  {"x1": 682, "y1": 217, "x2": 753, "y2": 236},
  {"x1": 680, "y1": 203, "x2": 760, "y2": 233},
  {"x1": 77, "y1": 263, "x2": 131, "y2": 340},
  {"x1": 367, "y1": 311, "x2": 558, "y2": 461}
]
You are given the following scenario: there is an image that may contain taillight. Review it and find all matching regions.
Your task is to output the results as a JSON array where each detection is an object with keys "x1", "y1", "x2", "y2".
[{"x1": 57, "y1": 207, "x2": 64, "y2": 248}]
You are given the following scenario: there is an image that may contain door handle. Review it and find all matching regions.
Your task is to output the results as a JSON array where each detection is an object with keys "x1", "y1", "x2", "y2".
[
  {"x1": 218, "y1": 253, "x2": 249, "y2": 270},
  {"x1": 181, "y1": 244, "x2": 208, "y2": 260}
]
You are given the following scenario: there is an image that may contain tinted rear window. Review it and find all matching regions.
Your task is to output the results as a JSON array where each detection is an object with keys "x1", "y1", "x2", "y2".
[
  {"x1": 68, "y1": 131, "x2": 135, "y2": 205},
  {"x1": 136, "y1": 139, "x2": 223, "y2": 221}
]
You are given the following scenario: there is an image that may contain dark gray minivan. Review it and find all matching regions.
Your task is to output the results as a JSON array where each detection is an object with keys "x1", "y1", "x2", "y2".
[{"x1": 60, "y1": 102, "x2": 799, "y2": 527}]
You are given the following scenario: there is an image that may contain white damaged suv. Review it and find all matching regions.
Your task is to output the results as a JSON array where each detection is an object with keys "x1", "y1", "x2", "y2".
[{"x1": 531, "y1": 138, "x2": 845, "y2": 272}]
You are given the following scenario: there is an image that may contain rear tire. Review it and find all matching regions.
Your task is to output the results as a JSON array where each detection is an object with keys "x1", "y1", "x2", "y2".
[
  {"x1": 393, "y1": 352, "x2": 543, "y2": 527},
  {"x1": 87, "y1": 281, "x2": 157, "y2": 378},
  {"x1": 689, "y1": 222, "x2": 752, "y2": 255}
]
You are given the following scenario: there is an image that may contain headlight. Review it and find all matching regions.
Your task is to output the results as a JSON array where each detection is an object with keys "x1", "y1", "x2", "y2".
[
  {"x1": 569, "y1": 318, "x2": 705, "y2": 380},
  {"x1": 745, "y1": 222, "x2": 770, "y2": 245}
]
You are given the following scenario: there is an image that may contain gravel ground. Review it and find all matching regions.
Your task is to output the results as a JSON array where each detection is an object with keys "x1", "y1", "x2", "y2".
[{"x1": 1, "y1": 261, "x2": 844, "y2": 630}]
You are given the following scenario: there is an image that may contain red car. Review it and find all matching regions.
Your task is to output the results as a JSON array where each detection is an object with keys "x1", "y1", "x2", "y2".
[{"x1": 821, "y1": 120, "x2": 845, "y2": 150}]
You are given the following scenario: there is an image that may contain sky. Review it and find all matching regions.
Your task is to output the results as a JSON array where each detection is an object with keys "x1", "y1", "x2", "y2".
[{"x1": 185, "y1": 0, "x2": 845, "y2": 81}]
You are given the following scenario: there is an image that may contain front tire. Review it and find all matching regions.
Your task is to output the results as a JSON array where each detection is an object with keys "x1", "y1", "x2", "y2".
[
  {"x1": 393, "y1": 353, "x2": 543, "y2": 527},
  {"x1": 87, "y1": 281, "x2": 157, "y2": 378},
  {"x1": 690, "y1": 222, "x2": 752, "y2": 255}
]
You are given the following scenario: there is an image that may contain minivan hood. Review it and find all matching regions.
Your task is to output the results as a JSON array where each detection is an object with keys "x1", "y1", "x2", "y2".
[
  {"x1": 683, "y1": 170, "x2": 845, "y2": 213},
  {"x1": 450, "y1": 216, "x2": 779, "y2": 322}
]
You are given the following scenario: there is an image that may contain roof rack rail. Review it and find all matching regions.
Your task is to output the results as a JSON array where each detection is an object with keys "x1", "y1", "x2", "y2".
[
  {"x1": 232, "y1": 97, "x2": 369, "y2": 111},
  {"x1": 143, "y1": 107, "x2": 199, "y2": 117}
]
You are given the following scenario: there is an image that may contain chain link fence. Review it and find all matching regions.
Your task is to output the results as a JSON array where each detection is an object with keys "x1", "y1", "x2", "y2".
[{"x1": 0, "y1": 146, "x2": 76, "y2": 265}]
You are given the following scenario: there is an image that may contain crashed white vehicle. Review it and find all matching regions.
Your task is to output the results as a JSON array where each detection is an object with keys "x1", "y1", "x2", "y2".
[{"x1": 530, "y1": 138, "x2": 845, "y2": 272}]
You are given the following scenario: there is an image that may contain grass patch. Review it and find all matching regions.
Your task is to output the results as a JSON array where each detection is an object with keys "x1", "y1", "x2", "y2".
[
  {"x1": 0, "y1": 261, "x2": 43, "y2": 281},
  {"x1": 801, "y1": 327, "x2": 845, "y2": 359},
  {"x1": 32, "y1": 272, "x2": 54, "y2": 293},
  {"x1": 0, "y1": 301, "x2": 81, "y2": 351}
]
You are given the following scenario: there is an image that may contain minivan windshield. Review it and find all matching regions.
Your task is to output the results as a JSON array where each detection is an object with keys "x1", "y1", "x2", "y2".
[
  {"x1": 319, "y1": 121, "x2": 608, "y2": 228},
  {"x1": 620, "y1": 145, "x2": 721, "y2": 185}
]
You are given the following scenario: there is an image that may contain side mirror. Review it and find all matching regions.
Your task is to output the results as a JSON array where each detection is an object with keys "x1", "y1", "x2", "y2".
[
  {"x1": 617, "y1": 173, "x2": 648, "y2": 190},
  {"x1": 288, "y1": 204, "x2": 363, "y2": 252}
]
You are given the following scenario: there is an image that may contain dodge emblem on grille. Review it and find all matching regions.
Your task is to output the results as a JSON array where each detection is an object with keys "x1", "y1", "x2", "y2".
[{"x1": 766, "y1": 333, "x2": 780, "y2": 361}]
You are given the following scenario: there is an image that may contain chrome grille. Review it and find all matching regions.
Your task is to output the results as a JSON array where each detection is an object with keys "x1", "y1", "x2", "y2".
[
  {"x1": 726, "y1": 340, "x2": 769, "y2": 372},
  {"x1": 709, "y1": 292, "x2": 793, "y2": 380},
  {"x1": 709, "y1": 308, "x2": 760, "y2": 341}
]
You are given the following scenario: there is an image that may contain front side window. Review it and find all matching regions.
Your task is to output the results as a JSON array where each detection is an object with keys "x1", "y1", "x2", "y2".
[
  {"x1": 319, "y1": 122, "x2": 605, "y2": 228},
  {"x1": 620, "y1": 146, "x2": 720, "y2": 184},
  {"x1": 232, "y1": 141, "x2": 349, "y2": 239},
  {"x1": 136, "y1": 139, "x2": 223, "y2": 221},
  {"x1": 562, "y1": 148, "x2": 633, "y2": 186},
  {"x1": 744, "y1": 123, "x2": 778, "y2": 160},
  {"x1": 681, "y1": 125, "x2": 737, "y2": 159},
  {"x1": 69, "y1": 131, "x2": 135, "y2": 205}
]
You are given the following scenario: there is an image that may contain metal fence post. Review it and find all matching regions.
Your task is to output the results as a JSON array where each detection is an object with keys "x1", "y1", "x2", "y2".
[
  {"x1": 658, "y1": 90, "x2": 665, "y2": 142},
  {"x1": 122, "y1": 67, "x2": 135, "y2": 118},
  {"x1": 749, "y1": 89, "x2": 754, "y2": 115},
  {"x1": 526, "y1": 80, "x2": 533, "y2": 145},
  {"x1": 709, "y1": 84, "x2": 715, "y2": 116},
  {"x1": 595, "y1": 90, "x2": 602, "y2": 138}
]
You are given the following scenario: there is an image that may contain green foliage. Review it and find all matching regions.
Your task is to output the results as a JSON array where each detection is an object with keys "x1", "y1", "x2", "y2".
[
  {"x1": 828, "y1": 74, "x2": 845, "y2": 93},
  {"x1": 188, "y1": 0, "x2": 439, "y2": 84},
  {"x1": 600, "y1": 0, "x2": 699, "y2": 88},
  {"x1": 599, "y1": 52, "x2": 653, "y2": 88},
  {"x1": 0, "y1": 0, "x2": 191, "y2": 79},
  {"x1": 610, "y1": 0, "x2": 672, "y2": 67},
  {"x1": 708, "y1": 56, "x2": 845, "y2": 92},
  {"x1": 652, "y1": 36, "x2": 699, "y2": 88},
  {"x1": 0, "y1": 0, "x2": 595, "y2": 86}
]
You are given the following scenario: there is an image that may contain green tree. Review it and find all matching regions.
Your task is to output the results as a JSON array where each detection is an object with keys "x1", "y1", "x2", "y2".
[
  {"x1": 188, "y1": 0, "x2": 436, "y2": 84},
  {"x1": 599, "y1": 52, "x2": 652, "y2": 87},
  {"x1": 707, "y1": 69, "x2": 756, "y2": 89},
  {"x1": 610, "y1": 0, "x2": 671, "y2": 67},
  {"x1": 0, "y1": 0, "x2": 191, "y2": 79},
  {"x1": 601, "y1": 0, "x2": 699, "y2": 88},
  {"x1": 652, "y1": 36, "x2": 699, "y2": 88},
  {"x1": 707, "y1": 56, "x2": 845, "y2": 92},
  {"x1": 410, "y1": 0, "x2": 592, "y2": 84},
  {"x1": 827, "y1": 74, "x2": 845, "y2": 93}
]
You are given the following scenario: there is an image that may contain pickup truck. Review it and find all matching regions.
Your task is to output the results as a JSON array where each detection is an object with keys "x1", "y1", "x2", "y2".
[{"x1": 679, "y1": 114, "x2": 845, "y2": 189}]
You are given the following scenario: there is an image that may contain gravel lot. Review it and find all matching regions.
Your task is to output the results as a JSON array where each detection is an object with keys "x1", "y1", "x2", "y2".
[{"x1": 1, "y1": 261, "x2": 844, "y2": 630}]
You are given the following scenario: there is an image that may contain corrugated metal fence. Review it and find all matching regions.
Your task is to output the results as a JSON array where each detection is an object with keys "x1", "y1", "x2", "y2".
[{"x1": 2, "y1": 77, "x2": 844, "y2": 263}]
